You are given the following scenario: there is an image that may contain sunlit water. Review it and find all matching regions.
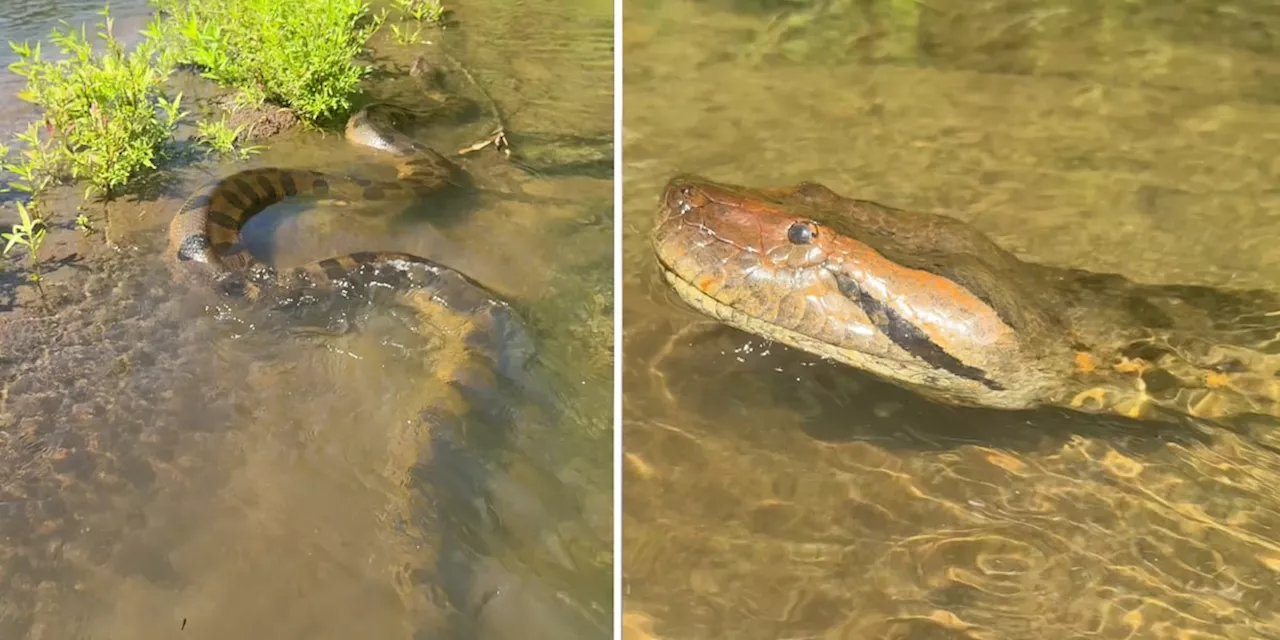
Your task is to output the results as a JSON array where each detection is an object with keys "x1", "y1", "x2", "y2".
[
  {"x1": 0, "y1": 1, "x2": 154, "y2": 136},
  {"x1": 622, "y1": 1, "x2": 1280, "y2": 638},
  {"x1": 0, "y1": 0, "x2": 613, "y2": 638}
]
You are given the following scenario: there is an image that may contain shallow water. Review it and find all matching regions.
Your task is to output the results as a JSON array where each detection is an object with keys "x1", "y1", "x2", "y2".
[
  {"x1": 0, "y1": 1, "x2": 612, "y2": 638},
  {"x1": 0, "y1": 0, "x2": 154, "y2": 135},
  {"x1": 622, "y1": 1, "x2": 1280, "y2": 638}
]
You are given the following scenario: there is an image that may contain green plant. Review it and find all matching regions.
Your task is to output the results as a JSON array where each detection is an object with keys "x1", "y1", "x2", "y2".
[
  {"x1": 389, "y1": 22, "x2": 424, "y2": 45},
  {"x1": 392, "y1": 0, "x2": 445, "y2": 24},
  {"x1": 0, "y1": 124, "x2": 63, "y2": 199},
  {"x1": 154, "y1": 0, "x2": 384, "y2": 125},
  {"x1": 8, "y1": 7, "x2": 185, "y2": 202},
  {"x1": 195, "y1": 114, "x2": 262, "y2": 159},
  {"x1": 2, "y1": 202, "x2": 48, "y2": 282}
]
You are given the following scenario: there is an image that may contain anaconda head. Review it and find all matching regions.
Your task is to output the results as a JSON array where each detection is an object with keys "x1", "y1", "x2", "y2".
[
  {"x1": 345, "y1": 107, "x2": 461, "y2": 184},
  {"x1": 652, "y1": 175, "x2": 1074, "y2": 411}
]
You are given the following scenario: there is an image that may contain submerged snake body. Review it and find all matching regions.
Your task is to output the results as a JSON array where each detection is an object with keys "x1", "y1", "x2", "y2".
[
  {"x1": 166, "y1": 108, "x2": 541, "y2": 631},
  {"x1": 653, "y1": 176, "x2": 1280, "y2": 423}
]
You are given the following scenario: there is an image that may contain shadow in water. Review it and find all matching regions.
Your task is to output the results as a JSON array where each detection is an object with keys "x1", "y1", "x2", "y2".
[
  {"x1": 113, "y1": 138, "x2": 214, "y2": 205},
  {"x1": 0, "y1": 250, "x2": 87, "y2": 313},
  {"x1": 655, "y1": 322, "x2": 1222, "y2": 448},
  {"x1": 221, "y1": 277, "x2": 609, "y2": 639},
  {"x1": 636, "y1": 256, "x2": 1276, "y2": 457}
]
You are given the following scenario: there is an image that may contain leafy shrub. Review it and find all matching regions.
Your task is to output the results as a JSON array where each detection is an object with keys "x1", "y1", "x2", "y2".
[
  {"x1": 154, "y1": 0, "x2": 383, "y2": 124},
  {"x1": 8, "y1": 8, "x2": 184, "y2": 200}
]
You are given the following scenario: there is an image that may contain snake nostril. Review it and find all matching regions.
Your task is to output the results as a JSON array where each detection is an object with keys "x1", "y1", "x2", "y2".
[
  {"x1": 669, "y1": 185, "x2": 696, "y2": 215},
  {"x1": 668, "y1": 181, "x2": 711, "y2": 217}
]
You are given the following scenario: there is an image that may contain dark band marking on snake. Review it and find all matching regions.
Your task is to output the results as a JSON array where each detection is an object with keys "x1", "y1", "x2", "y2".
[{"x1": 653, "y1": 174, "x2": 1280, "y2": 422}]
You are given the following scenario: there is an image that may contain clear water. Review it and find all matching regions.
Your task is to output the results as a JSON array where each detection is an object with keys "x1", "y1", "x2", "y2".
[
  {"x1": 622, "y1": 1, "x2": 1280, "y2": 638},
  {"x1": 0, "y1": 0, "x2": 613, "y2": 638},
  {"x1": 0, "y1": 1, "x2": 154, "y2": 135}
]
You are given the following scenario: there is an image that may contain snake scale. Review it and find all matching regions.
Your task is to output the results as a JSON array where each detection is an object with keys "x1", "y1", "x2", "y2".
[{"x1": 654, "y1": 175, "x2": 1280, "y2": 424}]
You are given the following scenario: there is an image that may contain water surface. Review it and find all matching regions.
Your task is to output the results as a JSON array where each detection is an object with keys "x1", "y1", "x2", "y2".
[
  {"x1": 0, "y1": 0, "x2": 613, "y2": 637},
  {"x1": 0, "y1": 0, "x2": 153, "y2": 135},
  {"x1": 622, "y1": 2, "x2": 1280, "y2": 638}
]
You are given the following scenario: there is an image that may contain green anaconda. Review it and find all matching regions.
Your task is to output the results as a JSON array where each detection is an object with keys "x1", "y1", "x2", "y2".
[
  {"x1": 165, "y1": 104, "x2": 541, "y2": 430},
  {"x1": 165, "y1": 107, "x2": 562, "y2": 636},
  {"x1": 653, "y1": 175, "x2": 1280, "y2": 424}
]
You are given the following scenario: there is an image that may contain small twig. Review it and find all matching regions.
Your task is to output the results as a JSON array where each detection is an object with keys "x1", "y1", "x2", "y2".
[
  {"x1": 437, "y1": 49, "x2": 512, "y2": 160},
  {"x1": 456, "y1": 127, "x2": 509, "y2": 158},
  {"x1": 32, "y1": 277, "x2": 48, "y2": 314},
  {"x1": 102, "y1": 198, "x2": 116, "y2": 249}
]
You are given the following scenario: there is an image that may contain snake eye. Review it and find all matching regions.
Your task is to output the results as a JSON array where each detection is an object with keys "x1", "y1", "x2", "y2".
[{"x1": 786, "y1": 221, "x2": 817, "y2": 245}]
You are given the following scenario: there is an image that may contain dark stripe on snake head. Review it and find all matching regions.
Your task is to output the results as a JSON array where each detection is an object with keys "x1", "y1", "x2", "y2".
[
  {"x1": 279, "y1": 172, "x2": 298, "y2": 196},
  {"x1": 312, "y1": 178, "x2": 331, "y2": 196},
  {"x1": 834, "y1": 272, "x2": 1003, "y2": 390}
]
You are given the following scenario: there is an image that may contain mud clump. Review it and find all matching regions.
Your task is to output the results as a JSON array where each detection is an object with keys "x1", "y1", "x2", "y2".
[
  {"x1": 211, "y1": 95, "x2": 303, "y2": 142},
  {"x1": 227, "y1": 103, "x2": 302, "y2": 142}
]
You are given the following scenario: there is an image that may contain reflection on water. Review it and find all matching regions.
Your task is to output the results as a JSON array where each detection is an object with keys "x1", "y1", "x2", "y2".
[
  {"x1": 0, "y1": 0, "x2": 612, "y2": 637},
  {"x1": 623, "y1": 1, "x2": 1280, "y2": 638},
  {"x1": 0, "y1": 0, "x2": 153, "y2": 135}
]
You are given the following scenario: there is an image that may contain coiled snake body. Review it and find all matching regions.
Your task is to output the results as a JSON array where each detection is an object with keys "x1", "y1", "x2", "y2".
[{"x1": 166, "y1": 107, "x2": 540, "y2": 633}]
